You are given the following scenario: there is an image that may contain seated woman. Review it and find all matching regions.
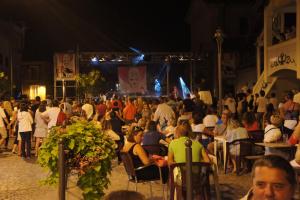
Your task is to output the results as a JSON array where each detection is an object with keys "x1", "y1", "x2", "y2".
[
  {"x1": 122, "y1": 126, "x2": 167, "y2": 182},
  {"x1": 101, "y1": 120, "x2": 120, "y2": 141},
  {"x1": 142, "y1": 121, "x2": 170, "y2": 146},
  {"x1": 168, "y1": 124, "x2": 210, "y2": 165},
  {"x1": 206, "y1": 109, "x2": 231, "y2": 154},
  {"x1": 226, "y1": 118, "x2": 249, "y2": 173},
  {"x1": 168, "y1": 124, "x2": 210, "y2": 197},
  {"x1": 264, "y1": 114, "x2": 282, "y2": 143},
  {"x1": 242, "y1": 111, "x2": 259, "y2": 131},
  {"x1": 264, "y1": 114, "x2": 287, "y2": 157}
]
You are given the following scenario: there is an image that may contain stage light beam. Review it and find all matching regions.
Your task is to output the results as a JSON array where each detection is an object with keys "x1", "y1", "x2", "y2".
[{"x1": 179, "y1": 77, "x2": 191, "y2": 99}]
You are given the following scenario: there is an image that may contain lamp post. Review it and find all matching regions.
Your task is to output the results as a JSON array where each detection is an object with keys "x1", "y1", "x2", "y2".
[{"x1": 215, "y1": 28, "x2": 223, "y2": 115}]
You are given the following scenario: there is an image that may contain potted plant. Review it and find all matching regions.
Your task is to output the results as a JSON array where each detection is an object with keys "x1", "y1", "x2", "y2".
[{"x1": 38, "y1": 120, "x2": 117, "y2": 200}]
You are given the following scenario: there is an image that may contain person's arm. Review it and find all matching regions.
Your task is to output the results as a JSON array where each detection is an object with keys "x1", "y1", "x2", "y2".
[
  {"x1": 133, "y1": 144, "x2": 151, "y2": 166},
  {"x1": 0, "y1": 109, "x2": 9, "y2": 125},
  {"x1": 201, "y1": 148, "x2": 210, "y2": 163},
  {"x1": 289, "y1": 122, "x2": 300, "y2": 145},
  {"x1": 168, "y1": 151, "x2": 175, "y2": 166}
]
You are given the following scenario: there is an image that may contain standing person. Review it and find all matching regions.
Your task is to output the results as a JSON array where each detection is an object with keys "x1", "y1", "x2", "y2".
[
  {"x1": 41, "y1": 99, "x2": 61, "y2": 131},
  {"x1": 30, "y1": 96, "x2": 41, "y2": 115},
  {"x1": 0, "y1": 101, "x2": 9, "y2": 150},
  {"x1": 95, "y1": 99, "x2": 107, "y2": 120},
  {"x1": 269, "y1": 92, "x2": 278, "y2": 111},
  {"x1": 153, "y1": 97, "x2": 175, "y2": 129},
  {"x1": 110, "y1": 111, "x2": 125, "y2": 164},
  {"x1": 237, "y1": 94, "x2": 248, "y2": 120},
  {"x1": 280, "y1": 91, "x2": 300, "y2": 136},
  {"x1": 123, "y1": 98, "x2": 136, "y2": 124},
  {"x1": 2, "y1": 100, "x2": 13, "y2": 149},
  {"x1": 17, "y1": 103, "x2": 33, "y2": 159},
  {"x1": 256, "y1": 90, "x2": 268, "y2": 129},
  {"x1": 33, "y1": 102, "x2": 48, "y2": 156},
  {"x1": 224, "y1": 93, "x2": 237, "y2": 116},
  {"x1": 82, "y1": 98, "x2": 94, "y2": 121},
  {"x1": 241, "y1": 155, "x2": 296, "y2": 200}
]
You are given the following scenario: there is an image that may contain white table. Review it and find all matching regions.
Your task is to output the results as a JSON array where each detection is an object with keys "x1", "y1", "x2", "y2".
[{"x1": 214, "y1": 135, "x2": 227, "y2": 171}]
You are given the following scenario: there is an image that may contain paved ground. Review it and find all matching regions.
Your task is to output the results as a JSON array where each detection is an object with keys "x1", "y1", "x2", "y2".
[{"x1": 0, "y1": 147, "x2": 253, "y2": 200}]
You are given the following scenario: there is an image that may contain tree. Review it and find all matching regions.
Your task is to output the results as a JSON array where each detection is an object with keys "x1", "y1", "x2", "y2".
[{"x1": 75, "y1": 70, "x2": 104, "y2": 98}]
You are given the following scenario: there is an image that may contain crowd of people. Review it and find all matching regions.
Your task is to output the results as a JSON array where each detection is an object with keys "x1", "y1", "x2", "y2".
[{"x1": 0, "y1": 88, "x2": 300, "y2": 199}]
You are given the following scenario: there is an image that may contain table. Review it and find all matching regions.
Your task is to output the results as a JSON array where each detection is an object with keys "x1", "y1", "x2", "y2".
[
  {"x1": 214, "y1": 135, "x2": 227, "y2": 171},
  {"x1": 255, "y1": 142, "x2": 297, "y2": 160},
  {"x1": 255, "y1": 142, "x2": 293, "y2": 148}
]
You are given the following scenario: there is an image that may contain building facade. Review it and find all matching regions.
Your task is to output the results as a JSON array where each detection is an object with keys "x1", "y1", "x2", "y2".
[{"x1": 0, "y1": 20, "x2": 25, "y2": 98}]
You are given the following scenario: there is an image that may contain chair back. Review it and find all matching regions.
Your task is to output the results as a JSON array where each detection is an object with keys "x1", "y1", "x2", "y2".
[
  {"x1": 228, "y1": 138, "x2": 253, "y2": 156},
  {"x1": 120, "y1": 152, "x2": 136, "y2": 178},
  {"x1": 247, "y1": 130, "x2": 264, "y2": 143},
  {"x1": 169, "y1": 162, "x2": 211, "y2": 200},
  {"x1": 142, "y1": 145, "x2": 168, "y2": 156}
]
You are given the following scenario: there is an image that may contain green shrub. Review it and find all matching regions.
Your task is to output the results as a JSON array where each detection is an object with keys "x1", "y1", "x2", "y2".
[{"x1": 38, "y1": 120, "x2": 117, "y2": 200}]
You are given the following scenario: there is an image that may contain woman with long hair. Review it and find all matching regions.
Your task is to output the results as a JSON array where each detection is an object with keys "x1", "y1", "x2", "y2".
[
  {"x1": 33, "y1": 102, "x2": 48, "y2": 156},
  {"x1": 17, "y1": 103, "x2": 33, "y2": 159}
]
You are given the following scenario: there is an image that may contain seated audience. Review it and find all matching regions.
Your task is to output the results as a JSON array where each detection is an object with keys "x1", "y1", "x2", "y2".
[
  {"x1": 191, "y1": 112, "x2": 207, "y2": 147},
  {"x1": 122, "y1": 126, "x2": 163, "y2": 181},
  {"x1": 168, "y1": 124, "x2": 209, "y2": 165},
  {"x1": 241, "y1": 155, "x2": 296, "y2": 200},
  {"x1": 203, "y1": 107, "x2": 219, "y2": 128},
  {"x1": 142, "y1": 120, "x2": 170, "y2": 146},
  {"x1": 206, "y1": 109, "x2": 231, "y2": 154},
  {"x1": 226, "y1": 118, "x2": 249, "y2": 173},
  {"x1": 242, "y1": 112, "x2": 259, "y2": 131},
  {"x1": 101, "y1": 120, "x2": 120, "y2": 141}
]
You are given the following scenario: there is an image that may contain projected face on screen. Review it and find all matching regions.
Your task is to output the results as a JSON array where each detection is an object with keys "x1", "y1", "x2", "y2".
[{"x1": 128, "y1": 68, "x2": 140, "y2": 88}]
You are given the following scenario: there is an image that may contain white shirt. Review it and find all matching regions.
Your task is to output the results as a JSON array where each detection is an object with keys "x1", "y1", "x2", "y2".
[
  {"x1": 153, "y1": 103, "x2": 175, "y2": 126},
  {"x1": 256, "y1": 96, "x2": 268, "y2": 113},
  {"x1": 82, "y1": 103, "x2": 94, "y2": 120},
  {"x1": 42, "y1": 107, "x2": 61, "y2": 129},
  {"x1": 191, "y1": 123, "x2": 206, "y2": 139},
  {"x1": 203, "y1": 114, "x2": 219, "y2": 128},
  {"x1": 0, "y1": 107, "x2": 7, "y2": 128},
  {"x1": 264, "y1": 124, "x2": 282, "y2": 143},
  {"x1": 17, "y1": 111, "x2": 33, "y2": 132}
]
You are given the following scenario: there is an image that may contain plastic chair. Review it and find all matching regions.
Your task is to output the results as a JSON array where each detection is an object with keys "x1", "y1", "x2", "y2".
[
  {"x1": 225, "y1": 138, "x2": 253, "y2": 175},
  {"x1": 120, "y1": 152, "x2": 166, "y2": 198},
  {"x1": 169, "y1": 162, "x2": 219, "y2": 200}
]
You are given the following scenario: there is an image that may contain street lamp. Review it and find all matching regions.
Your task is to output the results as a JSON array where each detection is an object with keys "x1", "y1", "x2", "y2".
[{"x1": 214, "y1": 28, "x2": 223, "y2": 115}]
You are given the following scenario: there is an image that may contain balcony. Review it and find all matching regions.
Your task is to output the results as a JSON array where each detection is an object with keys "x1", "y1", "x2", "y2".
[{"x1": 267, "y1": 38, "x2": 297, "y2": 76}]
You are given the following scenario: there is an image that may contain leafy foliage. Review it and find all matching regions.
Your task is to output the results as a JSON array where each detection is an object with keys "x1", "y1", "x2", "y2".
[
  {"x1": 75, "y1": 70, "x2": 104, "y2": 98},
  {"x1": 38, "y1": 120, "x2": 117, "y2": 200}
]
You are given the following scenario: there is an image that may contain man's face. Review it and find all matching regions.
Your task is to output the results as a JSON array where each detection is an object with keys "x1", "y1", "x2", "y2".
[{"x1": 252, "y1": 166, "x2": 294, "y2": 200}]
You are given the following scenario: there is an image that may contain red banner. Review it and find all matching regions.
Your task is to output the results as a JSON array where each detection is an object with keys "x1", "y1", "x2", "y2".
[{"x1": 118, "y1": 66, "x2": 147, "y2": 93}]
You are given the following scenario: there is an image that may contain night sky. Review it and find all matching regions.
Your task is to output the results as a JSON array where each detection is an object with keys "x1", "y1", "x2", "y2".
[{"x1": 0, "y1": 0, "x2": 191, "y2": 61}]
